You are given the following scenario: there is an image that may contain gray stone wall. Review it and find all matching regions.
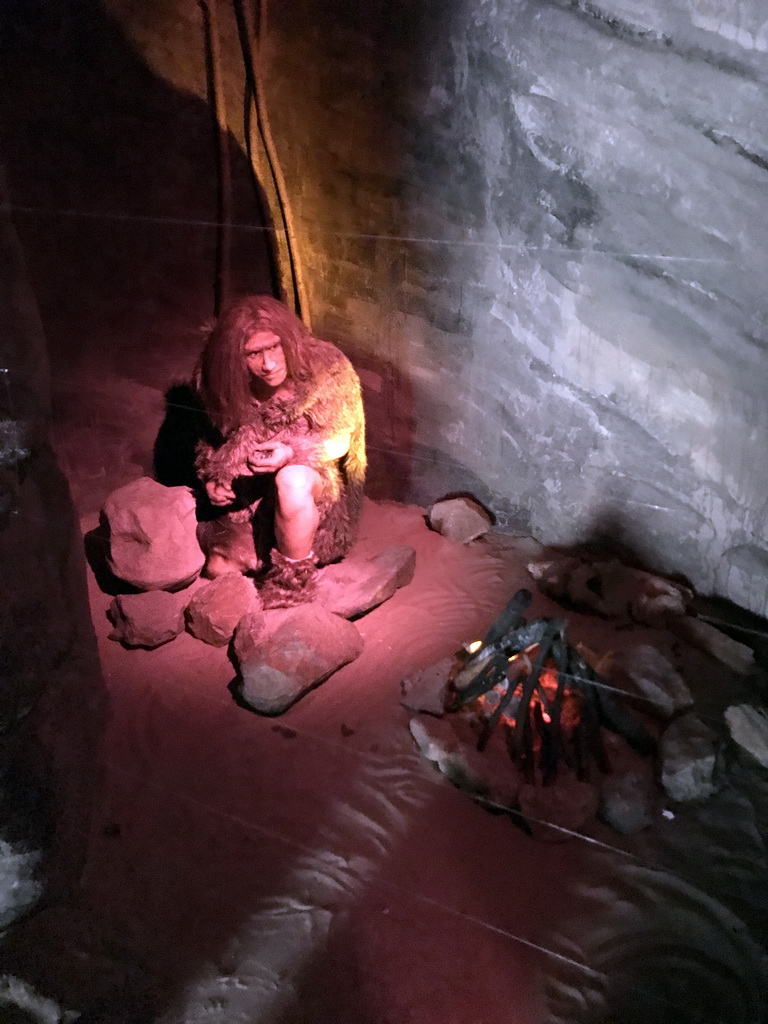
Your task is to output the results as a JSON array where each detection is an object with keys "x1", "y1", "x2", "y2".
[{"x1": 113, "y1": 0, "x2": 768, "y2": 615}]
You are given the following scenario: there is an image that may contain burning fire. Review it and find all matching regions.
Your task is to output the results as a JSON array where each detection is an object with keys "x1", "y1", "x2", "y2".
[
  {"x1": 470, "y1": 647, "x2": 583, "y2": 739},
  {"x1": 446, "y1": 589, "x2": 654, "y2": 782}
]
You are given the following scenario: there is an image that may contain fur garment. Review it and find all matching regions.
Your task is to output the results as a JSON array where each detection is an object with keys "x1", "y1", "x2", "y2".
[
  {"x1": 195, "y1": 338, "x2": 366, "y2": 568},
  {"x1": 259, "y1": 550, "x2": 318, "y2": 608}
]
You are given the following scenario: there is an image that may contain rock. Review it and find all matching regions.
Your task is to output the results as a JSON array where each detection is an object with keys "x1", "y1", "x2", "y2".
[
  {"x1": 518, "y1": 772, "x2": 599, "y2": 842},
  {"x1": 370, "y1": 544, "x2": 417, "y2": 588},
  {"x1": 315, "y1": 545, "x2": 416, "y2": 618},
  {"x1": 103, "y1": 477, "x2": 204, "y2": 591},
  {"x1": 427, "y1": 496, "x2": 493, "y2": 544},
  {"x1": 108, "y1": 590, "x2": 189, "y2": 648},
  {"x1": 527, "y1": 556, "x2": 690, "y2": 624},
  {"x1": 632, "y1": 574, "x2": 691, "y2": 628},
  {"x1": 408, "y1": 717, "x2": 488, "y2": 796},
  {"x1": 401, "y1": 657, "x2": 453, "y2": 715},
  {"x1": 606, "y1": 644, "x2": 693, "y2": 719},
  {"x1": 185, "y1": 573, "x2": 260, "y2": 646},
  {"x1": 670, "y1": 617, "x2": 755, "y2": 674},
  {"x1": 724, "y1": 704, "x2": 768, "y2": 770},
  {"x1": 0, "y1": 975, "x2": 73, "y2": 1023},
  {"x1": 0, "y1": 828, "x2": 44, "y2": 933},
  {"x1": 408, "y1": 713, "x2": 521, "y2": 808},
  {"x1": 660, "y1": 714, "x2": 718, "y2": 802},
  {"x1": 234, "y1": 604, "x2": 363, "y2": 715},
  {"x1": 599, "y1": 770, "x2": 655, "y2": 834}
]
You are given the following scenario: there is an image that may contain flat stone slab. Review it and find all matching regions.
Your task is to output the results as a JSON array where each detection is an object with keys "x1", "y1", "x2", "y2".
[
  {"x1": 315, "y1": 545, "x2": 415, "y2": 619},
  {"x1": 186, "y1": 573, "x2": 260, "y2": 646},
  {"x1": 401, "y1": 657, "x2": 453, "y2": 716},
  {"x1": 234, "y1": 604, "x2": 364, "y2": 715},
  {"x1": 607, "y1": 644, "x2": 693, "y2": 719},
  {"x1": 103, "y1": 477, "x2": 204, "y2": 591},
  {"x1": 108, "y1": 590, "x2": 189, "y2": 648},
  {"x1": 427, "y1": 496, "x2": 493, "y2": 544},
  {"x1": 724, "y1": 704, "x2": 768, "y2": 769},
  {"x1": 660, "y1": 713, "x2": 718, "y2": 802}
]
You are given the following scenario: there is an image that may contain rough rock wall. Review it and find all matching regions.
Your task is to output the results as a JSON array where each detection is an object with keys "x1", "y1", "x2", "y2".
[
  {"x1": 0, "y1": 182, "x2": 107, "y2": 925},
  {"x1": 113, "y1": 0, "x2": 768, "y2": 615}
]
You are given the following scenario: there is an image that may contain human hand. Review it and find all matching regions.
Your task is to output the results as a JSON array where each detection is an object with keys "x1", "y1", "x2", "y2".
[
  {"x1": 246, "y1": 441, "x2": 294, "y2": 474},
  {"x1": 205, "y1": 479, "x2": 236, "y2": 505}
]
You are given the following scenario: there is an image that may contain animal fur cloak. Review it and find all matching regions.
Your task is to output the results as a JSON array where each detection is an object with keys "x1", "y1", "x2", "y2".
[{"x1": 194, "y1": 338, "x2": 366, "y2": 569}]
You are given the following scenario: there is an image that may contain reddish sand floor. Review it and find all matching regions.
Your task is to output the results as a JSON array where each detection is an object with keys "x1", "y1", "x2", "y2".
[{"x1": 8, "y1": 328, "x2": 768, "y2": 1022}]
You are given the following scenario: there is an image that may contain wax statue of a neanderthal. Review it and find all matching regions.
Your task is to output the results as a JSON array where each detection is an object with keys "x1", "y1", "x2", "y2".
[{"x1": 193, "y1": 295, "x2": 366, "y2": 608}]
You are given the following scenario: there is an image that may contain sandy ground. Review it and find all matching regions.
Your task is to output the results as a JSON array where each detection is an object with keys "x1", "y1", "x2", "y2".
[{"x1": 11, "y1": 474, "x2": 768, "y2": 1022}]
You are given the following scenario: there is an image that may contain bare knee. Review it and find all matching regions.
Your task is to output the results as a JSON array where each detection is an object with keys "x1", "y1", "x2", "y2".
[{"x1": 275, "y1": 464, "x2": 321, "y2": 516}]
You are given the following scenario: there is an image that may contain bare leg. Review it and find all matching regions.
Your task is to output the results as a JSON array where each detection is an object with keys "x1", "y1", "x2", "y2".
[{"x1": 273, "y1": 464, "x2": 323, "y2": 560}]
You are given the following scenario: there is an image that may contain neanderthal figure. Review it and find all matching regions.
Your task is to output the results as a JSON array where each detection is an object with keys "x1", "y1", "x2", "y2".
[{"x1": 194, "y1": 295, "x2": 366, "y2": 607}]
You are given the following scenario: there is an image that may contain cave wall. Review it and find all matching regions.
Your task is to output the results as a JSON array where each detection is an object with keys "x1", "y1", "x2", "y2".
[
  {"x1": 0, "y1": 180, "x2": 107, "y2": 925},
  {"x1": 112, "y1": 0, "x2": 768, "y2": 615}
]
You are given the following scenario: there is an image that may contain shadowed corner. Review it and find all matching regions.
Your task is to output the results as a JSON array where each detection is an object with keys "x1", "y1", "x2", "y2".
[{"x1": 153, "y1": 383, "x2": 210, "y2": 491}]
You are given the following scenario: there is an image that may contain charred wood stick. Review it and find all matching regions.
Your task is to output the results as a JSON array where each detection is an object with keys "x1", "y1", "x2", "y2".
[
  {"x1": 566, "y1": 649, "x2": 592, "y2": 691},
  {"x1": 537, "y1": 700, "x2": 559, "y2": 784},
  {"x1": 592, "y1": 674, "x2": 656, "y2": 757},
  {"x1": 545, "y1": 645, "x2": 570, "y2": 777},
  {"x1": 450, "y1": 651, "x2": 509, "y2": 710},
  {"x1": 520, "y1": 700, "x2": 536, "y2": 782},
  {"x1": 511, "y1": 619, "x2": 564, "y2": 757},
  {"x1": 482, "y1": 588, "x2": 532, "y2": 646},
  {"x1": 476, "y1": 655, "x2": 532, "y2": 750},
  {"x1": 581, "y1": 677, "x2": 611, "y2": 776},
  {"x1": 499, "y1": 618, "x2": 549, "y2": 658}
]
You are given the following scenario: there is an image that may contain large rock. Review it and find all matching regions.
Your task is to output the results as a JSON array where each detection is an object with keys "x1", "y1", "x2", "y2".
[
  {"x1": 0, "y1": 976, "x2": 70, "y2": 1024},
  {"x1": 315, "y1": 545, "x2": 416, "y2": 618},
  {"x1": 103, "y1": 477, "x2": 204, "y2": 591},
  {"x1": 518, "y1": 772, "x2": 599, "y2": 842},
  {"x1": 724, "y1": 704, "x2": 768, "y2": 770},
  {"x1": 528, "y1": 557, "x2": 691, "y2": 625},
  {"x1": 427, "y1": 496, "x2": 493, "y2": 544},
  {"x1": 186, "y1": 573, "x2": 260, "y2": 646},
  {"x1": 607, "y1": 644, "x2": 693, "y2": 719},
  {"x1": 670, "y1": 617, "x2": 755, "y2": 675},
  {"x1": 108, "y1": 590, "x2": 189, "y2": 648},
  {"x1": 598, "y1": 770, "x2": 656, "y2": 835},
  {"x1": 234, "y1": 604, "x2": 364, "y2": 715},
  {"x1": 660, "y1": 714, "x2": 718, "y2": 802}
]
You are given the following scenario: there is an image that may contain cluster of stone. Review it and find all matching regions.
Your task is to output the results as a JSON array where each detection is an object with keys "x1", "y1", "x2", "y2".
[
  {"x1": 528, "y1": 554, "x2": 755, "y2": 672},
  {"x1": 101, "y1": 477, "x2": 416, "y2": 714},
  {"x1": 404, "y1": 602, "x2": 761, "y2": 840}
]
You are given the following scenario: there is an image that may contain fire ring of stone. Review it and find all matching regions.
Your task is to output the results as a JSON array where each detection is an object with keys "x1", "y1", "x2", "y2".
[{"x1": 404, "y1": 588, "x2": 663, "y2": 841}]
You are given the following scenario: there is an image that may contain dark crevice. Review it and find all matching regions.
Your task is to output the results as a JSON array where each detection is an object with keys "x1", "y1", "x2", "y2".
[
  {"x1": 702, "y1": 127, "x2": 768, "y2": 174},
  {"x1": 559, "y1": 0, "x2": 760, "y2": 82}
]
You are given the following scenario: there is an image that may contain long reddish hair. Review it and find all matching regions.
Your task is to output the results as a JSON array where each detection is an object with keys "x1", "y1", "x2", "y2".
[{"x1": 197, "y1": 295, "x2": 315, "y2": 434}]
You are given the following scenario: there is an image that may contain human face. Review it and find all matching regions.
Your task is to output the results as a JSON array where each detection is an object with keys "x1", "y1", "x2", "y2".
[{"x1": 244, "y1": 330, "x2": 287, "y2": 389}]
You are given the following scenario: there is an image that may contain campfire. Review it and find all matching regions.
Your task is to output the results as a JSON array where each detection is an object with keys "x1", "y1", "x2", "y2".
[{"x1": 446, "y1": 589, "x2": 655, "y2": 784}]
